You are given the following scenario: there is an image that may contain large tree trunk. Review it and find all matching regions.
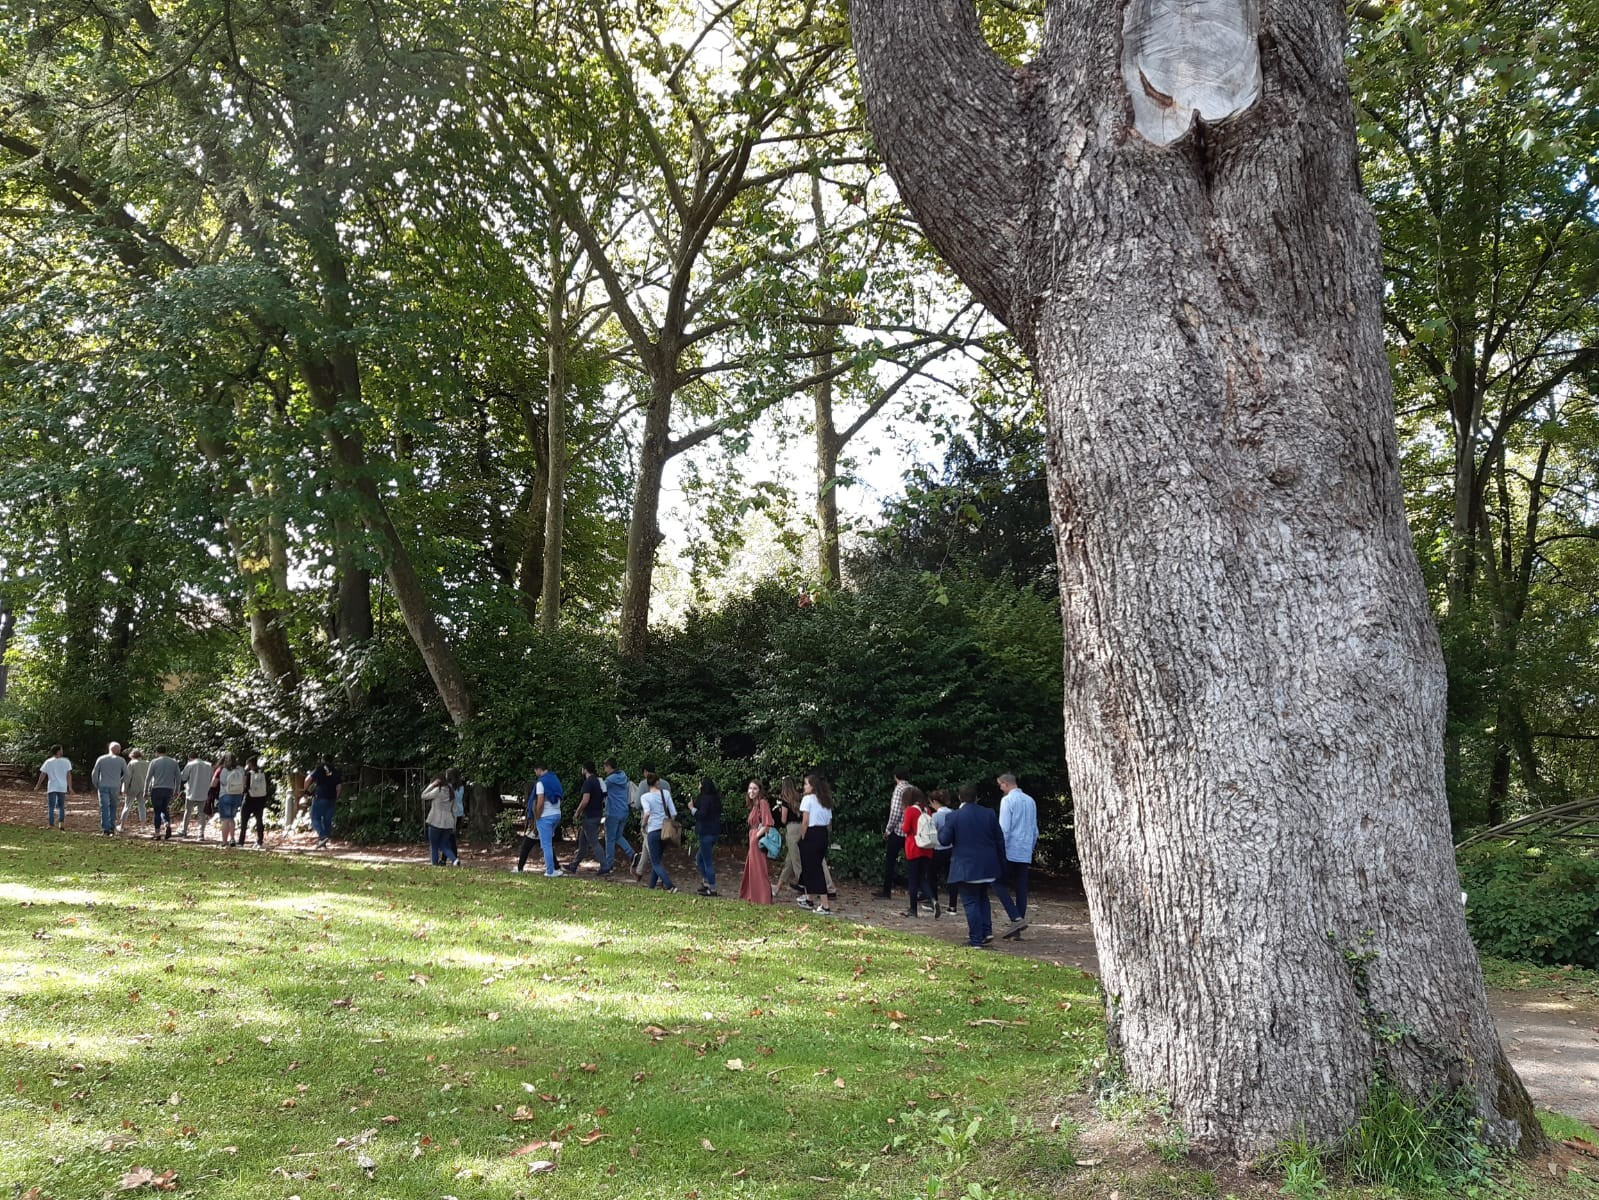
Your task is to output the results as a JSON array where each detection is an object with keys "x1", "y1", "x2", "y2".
[
  {"x1": 851, "y1": 0, "x2": 1538, "y2": 1157},
  {"x1": 0, "y1": 594, "x2": 12, "y2": 702},
  {"x1": 618, "y1": 375, "x2": 673, "y2": 658},
  {"x1": 516, "y1": 395, "x2": 550, "y2": 624}
]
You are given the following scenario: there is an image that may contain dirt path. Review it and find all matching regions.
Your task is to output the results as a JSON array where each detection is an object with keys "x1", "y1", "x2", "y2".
[{"x1": 5, "y1": 785, "x2": 1593, "y2": 1121}]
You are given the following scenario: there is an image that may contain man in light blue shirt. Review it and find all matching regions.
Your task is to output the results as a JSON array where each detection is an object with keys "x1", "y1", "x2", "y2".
[
  {"x1": 599, "y1": 759, "x2": 635, "y2": 876},
  {"x1": 996, "y1": 772, "x2": 1039, "y2": 919}
]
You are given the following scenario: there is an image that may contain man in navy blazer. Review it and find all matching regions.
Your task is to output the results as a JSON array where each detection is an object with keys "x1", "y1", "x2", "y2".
[{"x1": 939, "y1": 785, "x2": 1027, "y2": 947}]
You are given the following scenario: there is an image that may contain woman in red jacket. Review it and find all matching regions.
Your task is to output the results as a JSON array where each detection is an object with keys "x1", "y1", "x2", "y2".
[{"x1": 899, "y1": 785, "x2": 940, "y2": 918}]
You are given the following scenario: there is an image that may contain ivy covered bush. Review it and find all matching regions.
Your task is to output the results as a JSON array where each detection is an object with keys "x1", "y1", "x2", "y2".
[{"x1": 1458, "y1": 840, "x2": 1599, "y2": 969}]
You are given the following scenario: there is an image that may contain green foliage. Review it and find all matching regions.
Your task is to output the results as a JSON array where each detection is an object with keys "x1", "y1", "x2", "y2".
[
  {"x1": 1272, "y1": 1129, "x2": 1330, "y2": 1199},
  {"x1": 1346, "y1": 1080, "x2": 1494, "y2": 1194},
  {"x1": 1458, "y1": 841, "x2": 1599, "y2": 968}
]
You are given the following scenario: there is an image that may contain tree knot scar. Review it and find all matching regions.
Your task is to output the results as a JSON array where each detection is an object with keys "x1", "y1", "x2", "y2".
[{"x1": 1122, "y1": 0, "x2": 1262, "y2": 146}]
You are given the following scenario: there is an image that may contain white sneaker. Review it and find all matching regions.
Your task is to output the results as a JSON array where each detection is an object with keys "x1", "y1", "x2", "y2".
[
  {"x1": 546, "y1": 869, "x2": 566, "y2": 878},
  {"x1": 795, "y1": 896, "x2": 813, "y2": 909}
]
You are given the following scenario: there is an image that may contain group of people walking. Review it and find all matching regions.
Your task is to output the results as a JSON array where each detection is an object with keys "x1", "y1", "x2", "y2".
[
  {"x1": 33, "y1": 742, "x2": 343, "y2": 848},
  {"x1": 36, "y1": 739, "x2": 1043, "y2": 951},
  {"x1": 503, "y1": 760, "x2": 1040, "y2": 948}
]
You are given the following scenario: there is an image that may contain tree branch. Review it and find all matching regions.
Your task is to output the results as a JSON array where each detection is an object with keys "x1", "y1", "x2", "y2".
[{"x1": 849, "y1": 0, "x2": 1034, "y2": 339}]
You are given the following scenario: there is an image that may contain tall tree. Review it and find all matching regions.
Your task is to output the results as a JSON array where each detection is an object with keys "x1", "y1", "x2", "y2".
[{"x1": 851, "y1": 0, "x2": 1537, "y2": 1157}]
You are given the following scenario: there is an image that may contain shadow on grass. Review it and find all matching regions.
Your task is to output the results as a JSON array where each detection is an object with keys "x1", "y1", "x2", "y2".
[{"x1": 0, "y1": 827, "x2": 1102, "y2": 1200}]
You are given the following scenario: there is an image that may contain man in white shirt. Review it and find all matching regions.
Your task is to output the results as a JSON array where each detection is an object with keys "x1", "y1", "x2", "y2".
[
  {"x1": 179, "y1": 751, "x2": 214, "y2": 840},
  {"x1": 91, "y1": 743, "x2": 130, "y2": 836},
  {"x1": 996, "y1": 772, "x2": 1039, "y2": 920},
  {"x1": 34, "y1": 745, "x2": 73, "y2": 829}
]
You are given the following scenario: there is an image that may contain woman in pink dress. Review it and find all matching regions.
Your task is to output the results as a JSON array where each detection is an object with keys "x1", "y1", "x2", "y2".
[{"x1": 738, "y1": 778, "x2": 775, "y2": 904}]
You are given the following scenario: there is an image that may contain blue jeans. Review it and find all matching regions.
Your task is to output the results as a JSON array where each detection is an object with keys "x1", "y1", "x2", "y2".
[
  {"x1": 310, "y1": 797, "x2": 334, "y2": 840},
  {"x1": 990, "y1": 870, "x2": 1024, "y2": 923},
  {"x1": 536, "y1": 811, "x2": 561, "y2": 874},
  {"x1": 47, "y1": 792, "x2": 66, "y2": 825},
  {"x1": 646, "y1": 829, "x2": 673, "y2": 889},
  {"x1": 695, "y1": 832, "x2": 718, "y2": 888},
  {"x1": 97, "y1": 787, "x2": 118, "y2": 833},
  {"x1": 427, "y1": 824, "x2": 457, "y2": 865},
  {"x1": 603, "y1": 813, "x2": 634, "y2": 872},
  {"x1": 150, "y1": 787, "x2": 173, "y2": 834},
  {"x1": 960, "y1": 883, "x2": 994, "y2": 946}
]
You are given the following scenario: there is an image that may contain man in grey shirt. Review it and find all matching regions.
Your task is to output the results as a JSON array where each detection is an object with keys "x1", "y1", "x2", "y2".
[
  {"x1": 145, "y1": 746, "x2": 182, "y2": 841},
  {"x1": 91, "y1": 743, "x2": 130, "y2": 836}
]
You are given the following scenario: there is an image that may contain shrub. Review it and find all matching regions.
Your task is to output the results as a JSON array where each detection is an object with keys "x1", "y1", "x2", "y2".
[{"x1": 1458, "y1": 839, "x2": 1599, "y2": 969}]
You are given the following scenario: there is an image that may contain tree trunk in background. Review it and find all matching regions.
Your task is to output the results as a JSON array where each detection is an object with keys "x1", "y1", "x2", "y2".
[
  {"x1": 0, "y1": 594, "x2": 14, "y2": 703},
  {"x1": 197, "y1": 428, "x2": 301, "y2": 690},
  {"x1": 810, "y1": 176, "x2": 844, "y2": 588},
  {"x1": 618, "y1": 374, "x2": 673, "y2": 658},
  {"x1": 301, "y1": 351, "x2": 475, "y2": 727},
  {"x1": 852, "y1": 0, "x2": 1538, "y2": 1156},
  {"x1": 815, "y1": 370, "x2": 842, "y2": 587},
  {"x1": 540, "y1": 234, "x2": 570, "y2": 633},
  {"x1": 516, "y1": 396, "x2": 550, "y2": 625},
  {"x1": 332, "y1": 515, "x2": 374, "y2": 647}
]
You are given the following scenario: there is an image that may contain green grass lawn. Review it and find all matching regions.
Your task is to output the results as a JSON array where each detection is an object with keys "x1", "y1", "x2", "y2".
[{"x1": 0, "y1": 828, "x2": 1102, "y2": 1199}]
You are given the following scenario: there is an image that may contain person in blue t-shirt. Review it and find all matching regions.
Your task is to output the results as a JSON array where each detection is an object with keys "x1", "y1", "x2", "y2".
[
  {"x1": 599, "y1": 759, "x2": 635, "y2": 876},
  {"x1": 515, "y1": 762, "x2": 566, "y2": 877}
]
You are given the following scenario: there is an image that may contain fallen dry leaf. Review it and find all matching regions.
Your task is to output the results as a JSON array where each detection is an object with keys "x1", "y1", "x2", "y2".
[
  {"x1": 578, "y1": 1129, "x2": 606, "y2": 1146},
  {"x1": 701, "y1": 1138, "x2": 716, "y2": 1151},
  {"x1": 526, "y1": 1160, "x2": 556, "y2": 1174},
  {"x1": 724, "y1": 1059, "x2": 745, "y2": 1071}
]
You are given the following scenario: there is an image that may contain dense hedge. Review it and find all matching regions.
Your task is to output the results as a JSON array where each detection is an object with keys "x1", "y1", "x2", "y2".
[{"x1": 1458, "y1": 840, "x2": 1599, "y2": 969}]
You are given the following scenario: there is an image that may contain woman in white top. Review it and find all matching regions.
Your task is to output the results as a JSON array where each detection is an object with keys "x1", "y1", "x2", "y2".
[
  {"x1": 639, "y1": 772, "x2": 679, "y2": 893},
  {"x1": 797, "y1": 772, "x2": 835, "y2": 914},
  {"x1": 422, "y1": 774, "x2": 460, "y2": 865},
  {"x1": 216, "y1": 753, "x2": 247, "y2": 847}
]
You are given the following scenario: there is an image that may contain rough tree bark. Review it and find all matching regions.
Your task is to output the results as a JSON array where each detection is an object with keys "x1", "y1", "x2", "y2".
[
  {"x1": 618, "y1": 373, "x2": 674, "y2": 658},
  {"x1": 851, "y1": 0, "x2": 1538, "y2": 1155}
]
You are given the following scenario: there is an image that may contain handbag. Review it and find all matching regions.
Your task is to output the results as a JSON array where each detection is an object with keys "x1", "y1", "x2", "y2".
[
  {"x1": 759, "y1": 827, "x2": 782, "y2": 858},
  {"x1": 660, "y1": 812, "x2": 682, "y2": 844}
]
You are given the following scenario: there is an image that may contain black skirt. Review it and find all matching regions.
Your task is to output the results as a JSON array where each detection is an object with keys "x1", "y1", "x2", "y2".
[{"x1": 799, "y1": 824, "x2": 830, "y2": 894}]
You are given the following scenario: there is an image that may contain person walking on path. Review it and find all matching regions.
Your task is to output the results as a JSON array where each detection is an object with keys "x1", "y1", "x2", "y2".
[
  {"x1": 516, "y1": 763, "x2": 566, "y2": 876},
  {"x1": 215, "y1": 753, "x2": 246, "y2": 847},
  {"x1": 91, "y1": 743, "x2": 130, "y2": 836},
  {"x1": 179, "y1": 750, "x2": 213, "y2": 840},
  {"x1": 797, "y1": 772, "x2": 836, "y2": 914},
  {"x1": 120, "y1": 749, "x2": 150, "y2": 832},
  {"x1": 239, "y1": 756, "x2": 271, "y2": 847},
  {"x1": 690, "y1": 777, "x2": 723, "y2": 896},
  {"x1": 423, "y1": 773, "x2": 460, "y2": 865},
  {"x1": 565, "y1": 763, "x2": 606, "y2": 873},
  {"x1": 145, "y1": 746, "x2": 182, "y2": 841},
  {"x1": 599, "y1": 759, "x2": 635, "y2": 876},
  {"x1": 899, "y1": 786, "x2": 940, "y2": 918},
  {"x1": 940, "y1": 785, "x2": 1026, "y2": 947},
  {"x1": 35, "y1": 745, "x2": 72, "y2": 830},
  {"x1": 638, "y1": 772, "x2": 678, "y2": 892},
  {"x1": 306, "y1": 754, "x2": 341, "y2": 847},
  {"x1": 995, "y1": 773, "x2": 1038, "y2": 919},
  {"x1": 738, "y1": 779, "x2": 775, "y2": 904},
  {"x1": 772, "y1": 777, "x2": 837, "y2": 900},
  {"x1": 927, "y1": 789, "x2": 957, "y2": 912},
  {"x1": 445, "y1": 767, "x2": 466, "y2": 862},
  {"x1": 878, "y1": 769, "x2": 912, "y2": 898}
]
